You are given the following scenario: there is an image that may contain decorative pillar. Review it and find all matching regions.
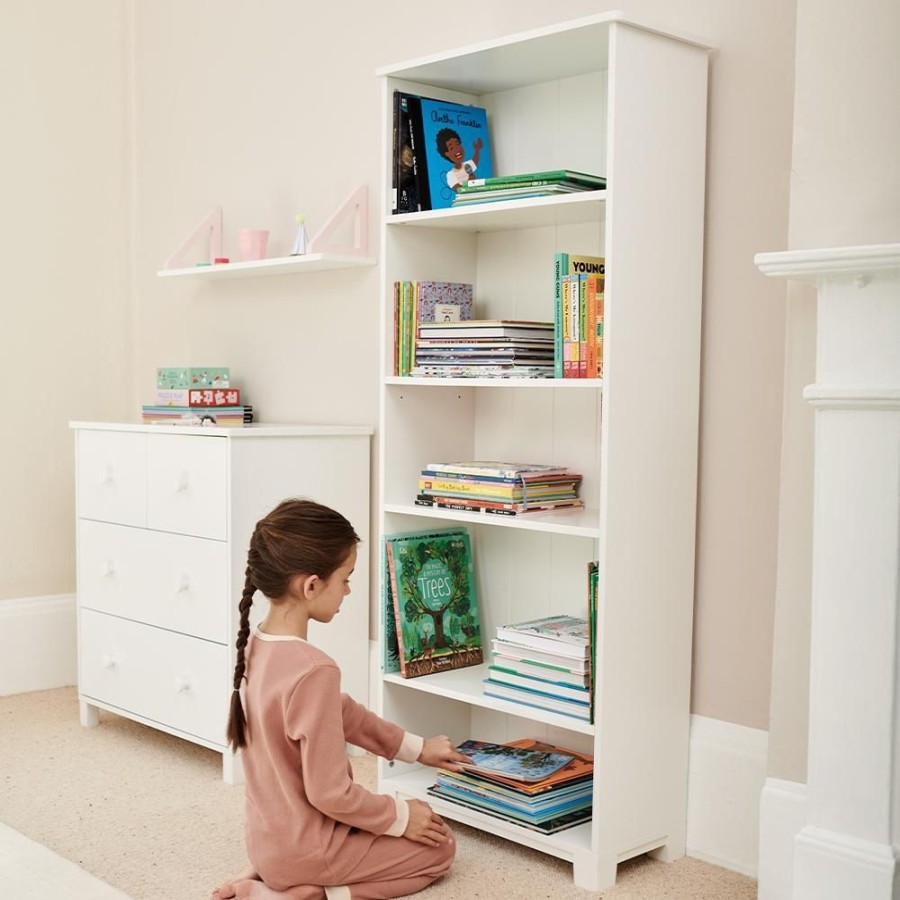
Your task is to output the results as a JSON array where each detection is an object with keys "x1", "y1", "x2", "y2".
[{"x1": 756, "y1": 244, "x2": 900, "y2": 900}]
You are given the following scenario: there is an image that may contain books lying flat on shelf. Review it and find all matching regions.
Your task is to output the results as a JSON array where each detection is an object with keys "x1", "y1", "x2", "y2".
[
  {"x1": 455, "y1": 739, "x2": 574, "y2": 782},
  {"x1": 492, "y1": 651, "x2": 589, "y2": 687},
  {"x1": 495, "y1": 614, "x2": 591, "y2": 658},
  {"x1": 418, "y1": 320, "x2": 553, "y2": 340},
  {"x1": 487, "y1": 665, "x2": 591, "y2": 703},
  {"x1": 415, "y1": 495, "x2": 585, "y2": 516},
  {"x1": 427, "y1": 738, "x2": 593, "y2": 833},
  {"x1": 482, "y1": 680, "x2": 592, "y2": 720},
  {"x1": 453, "y1": 169, "x2": 606, "y2": 207},
  {"x1": 423, "y1": 461, "x2": 570, "y2": 479},
  {"x1": 141, "y1": 405, "x2": 252, "y2": 427},
  {"x1": 383, "y1": 528, "x2": 482, "y2": 678}
]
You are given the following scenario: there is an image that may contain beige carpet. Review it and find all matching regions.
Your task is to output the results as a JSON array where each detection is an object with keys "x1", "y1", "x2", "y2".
[{"x1": 0, "y1": 688, "x2": 757, "y2": 900}]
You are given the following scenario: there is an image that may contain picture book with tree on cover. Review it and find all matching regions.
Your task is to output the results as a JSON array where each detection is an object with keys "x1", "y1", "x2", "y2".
[{"x1": 385, "y1": 528, "x2": 483, "y2": 678}]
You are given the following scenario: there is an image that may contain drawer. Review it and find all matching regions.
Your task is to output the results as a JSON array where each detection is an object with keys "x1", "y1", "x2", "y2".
[
  {"x1": 77, "y1": 520, "x2": 229, "y2": 643},
  {"x1": 79, "y1": 609, "x2": 230, "y2": 747},
  {"x1": 146, "y1": 433, "x2": 227, "y2": 539},
  {"x1": 77, "y1": 431, "x2": 147, "y2": 526}
]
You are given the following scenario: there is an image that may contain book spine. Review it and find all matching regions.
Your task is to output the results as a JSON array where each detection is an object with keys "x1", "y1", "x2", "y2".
[
  {"x1": 154, "y1": 388, "x2": 242, "y2": 407},
  {"x1": 578, "y1": 275, "x2": 588, "y2": 378},
  {"x1": 392, "y1": 281, "x2": 400, "y2": 376},
  {"x1": 569, "y1": 274, "x2": 580, "y2": 377},
  {"x1": 596, "y1": 280, "x2": 605, "y2": 378},
  {"x1": 405, "y1": 94, "x2": 429, "y2": 211},
  {"x1": 554, "y1": 253, "x2": 566, "y2": 378},
  {"x1": 585, "y1": 275, "x2": 598, "y2": 379},
  {"x1": 418, "y1": 479, "x2": 575, "y2": 498},
  {"x1": 384, "y1": 541, "x2": 408, "y2": 676},
  {"x1": 391, "y1": 90, "x2": 400, "y2": 214}
]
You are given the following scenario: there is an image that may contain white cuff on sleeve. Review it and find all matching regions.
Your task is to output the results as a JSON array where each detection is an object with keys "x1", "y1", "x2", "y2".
[
  {"x1": 395, "y1": 731, "x2": 424, "y2": 764},
  {"x1": 384, "y1": 795, "x2": 409, "y2": 837}
]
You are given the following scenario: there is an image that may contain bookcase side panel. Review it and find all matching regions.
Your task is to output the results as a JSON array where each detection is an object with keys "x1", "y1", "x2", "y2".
[{"x1": 595, "y1": 24, "x2": 708, "y2": 854}]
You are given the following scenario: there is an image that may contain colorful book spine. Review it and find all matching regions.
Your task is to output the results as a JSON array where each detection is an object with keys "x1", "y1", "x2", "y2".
[
  {"x1": 578, "y1": 275, "x2": 588, "y2": 378},
  {"x1": 553, "y1": 253, "x2": 565, "y2": 378}
]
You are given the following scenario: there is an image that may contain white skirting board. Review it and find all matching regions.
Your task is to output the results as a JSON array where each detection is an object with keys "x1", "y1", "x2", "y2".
[
  {"x1": 0, "y1": 594, "x2": 77, "y2": 696},
  {"x1": 757, "y1": 778, "x2": 808, "y2": 900}
]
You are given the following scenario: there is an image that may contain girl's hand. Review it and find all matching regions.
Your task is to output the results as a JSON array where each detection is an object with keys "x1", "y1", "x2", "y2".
[
  {"x1": 404, "y1": 799, "x2": 450, "y2": 846},
  {"x1": 418, "y1": 734, "x2": 470, "y2": 772}
]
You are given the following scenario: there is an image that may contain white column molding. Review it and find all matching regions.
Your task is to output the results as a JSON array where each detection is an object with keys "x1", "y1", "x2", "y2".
[{"x1": 755, "y1": 243, "x2": 900, "y2": 900}]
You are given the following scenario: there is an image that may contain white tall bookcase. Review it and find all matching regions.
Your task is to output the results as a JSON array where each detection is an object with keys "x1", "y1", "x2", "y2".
[{"x1": 375, "y1": 13, "x2": 709, "y2": 890}]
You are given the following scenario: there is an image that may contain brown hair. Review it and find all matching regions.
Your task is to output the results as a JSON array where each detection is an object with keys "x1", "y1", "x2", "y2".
[{"x1": 226, "y1": 498, "x2": 360, "y2": 750}]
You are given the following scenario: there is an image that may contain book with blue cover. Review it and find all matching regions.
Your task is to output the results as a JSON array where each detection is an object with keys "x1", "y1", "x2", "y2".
[
  {"x1": 456, "y1": 739, "x2": 574, "y2": 782},
  {"x1": 417, "y1": 96, "x2": 493, "y2": 211}
]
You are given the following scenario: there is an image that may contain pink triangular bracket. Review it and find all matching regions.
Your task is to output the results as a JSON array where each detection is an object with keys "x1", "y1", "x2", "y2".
[
  {"x1": 309, "y1": 186, "x2": 369, "y2": 257},
  {"x1": 163, "y1": 207, "x2": 223, "y2": 269}
]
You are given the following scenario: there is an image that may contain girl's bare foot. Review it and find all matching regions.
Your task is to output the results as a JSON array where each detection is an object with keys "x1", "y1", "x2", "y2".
[{"x1": 211, "y1": 868, "x2": 259, "y2": 899}]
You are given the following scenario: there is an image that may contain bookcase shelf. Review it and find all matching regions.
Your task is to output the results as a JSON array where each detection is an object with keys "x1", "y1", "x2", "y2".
[
  {"x1": 377, "y1": 12, "x2": 709, "y2": 892},
  {"x1": 157, "y1": 252, "x2": 376, "y2": 280}
]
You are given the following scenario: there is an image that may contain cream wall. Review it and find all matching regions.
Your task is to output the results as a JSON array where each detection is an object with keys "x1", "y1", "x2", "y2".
[
  {"x1": 765, "y1": 0, "x2": 900, "y2": 781},
  {"x1": 4, "y1": 1, "x2": 797, "y2": 735},
  {"x1": 0, "y1": 3, "x2": 131, "y2": 600}
]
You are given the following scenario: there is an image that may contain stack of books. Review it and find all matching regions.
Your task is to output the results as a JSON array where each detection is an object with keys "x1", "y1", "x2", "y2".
[
  {"x1": 453, "y1": 169, "x2": 606, "y2": 207},
  {"x1": 484, "y1": 614, "x2": 593, "y2": 721},
  {"x1": 142, "y1": 367, "x2": 253, "y2": 427},
  {"x1": 415, "y1": 461, "x2": 583, "y2": 517},
  {"x1": 411, "y1": 320, "x2": 555, "y2": 379},
  {"x1": 428, "y1": 738, "x2": 593, "y2": 833},
  {"x1": 393, "y1": 281, "x2": 474, "y2": 376}
]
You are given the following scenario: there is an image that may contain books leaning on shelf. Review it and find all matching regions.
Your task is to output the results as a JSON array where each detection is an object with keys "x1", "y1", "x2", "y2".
[
  {"x1": 411, "y1": 320, "x2": 555, "y2": 379},
  {"x1": 393, "y1": 280, "x2": 474, "y2": 377},
  {"x1": 427, "y1": 738, "x2": 593, "y2": 833},
  {"x1": 416, "y1": 461, "x2": 583, "y2": 516},
  {"x1": 392, "y1": 92, "x2": 494, "y2": 213},
  {"x1": 553, "y1": 253, "x2": 605, "y2": 379},
  {"x1": 452, "y1": 169, "x2": 607, "y2": 207},
  {"x1": 485, "y1": 614, "x2": 593, "y2": 721},
  {"x1": 383, "y1": 527, "x2": 483, "y2": 678}
]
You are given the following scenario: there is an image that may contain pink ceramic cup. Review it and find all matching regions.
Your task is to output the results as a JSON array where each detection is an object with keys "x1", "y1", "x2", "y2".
[{"x1": 238, "y1": 228, "x2": 270, "y2": 261}]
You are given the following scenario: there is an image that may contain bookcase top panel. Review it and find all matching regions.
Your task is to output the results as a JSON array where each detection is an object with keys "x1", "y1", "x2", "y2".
[{"x1": 376, "y1": 12, "x2": 710, "y2": 94}]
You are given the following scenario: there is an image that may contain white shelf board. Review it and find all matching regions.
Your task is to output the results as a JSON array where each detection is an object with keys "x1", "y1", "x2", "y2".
[
  {"x1": 157, "y1": 253, "x2": 376, "y2": 280},
  {"x1": 384, "y1": 664, "x2": 594, "y2": 734},
  {"x1": 380, "y1": 767, "x2": 592, "y2": 860},
  {"x1": 386, "y1": 376, "x2": 602, "y2": 389},
  {"x1": 385, "y1": 192, "x2": 606, "y2": 234},
  {"x1": 376, "y1": 11, "x2": 709, "y2": 94},
  {"x1": 384, "y1": 502, "x2": 601, "y2": 538}
]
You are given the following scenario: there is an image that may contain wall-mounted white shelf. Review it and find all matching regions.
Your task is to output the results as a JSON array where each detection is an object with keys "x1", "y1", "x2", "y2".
[{"x1": 157, "y1": 252, "x2": 376, "y2": 280}]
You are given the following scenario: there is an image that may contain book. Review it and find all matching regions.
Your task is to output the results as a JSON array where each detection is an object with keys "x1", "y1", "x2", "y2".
[
  {"x1": 491, "y1": 641, "x2": 590, "y2": 677},
  {"x1": 455, "y1": 739, "x2": 574, "y2": 782},
  {"x1": 417, "y1": 478, "x2": 580, "y2": 499},
  {"x1": 460, "y1": 169, "x2": 606, "y2": 191},
  {"x1": 451, "y1": 184, "x2": 588, "y2": 205},
  {"x1": 495, "y1": 614, "x2": 590, "y2": 658},
  {"x1": 486, "y1": 665, "x2": 590, "y2": 704},
  {"x1": 414, "y1": 495, "x2": 585, "y2": 516},
  {"x1": 417, "y1": 96, "x2": 493, "y2": 211},
  {"x1": 384, "y1": 528, "x2": 482, "y2": 678},
  {"x1": 422, "y1": 461, "x2": 570, "y2": 479},
  {"x1": 418, "y1": 320, "x2": 552, "y2": 340},
  {"x1": 154, "y1": 388, "x2": 241, "y2": 407},
  {"x1": 482, "y1": 681, "x2": 593, "y2": 720},
  {"x1": 394, "y1": 92, "x2": 420, "y2": 214},
  {"x1": 156, "y1": 367, "x2": 230, "y2": 389}
]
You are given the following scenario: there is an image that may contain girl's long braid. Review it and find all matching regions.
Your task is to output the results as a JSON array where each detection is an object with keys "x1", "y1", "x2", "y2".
[{"x1": 225, "y1": 567, "x2": 255, "y2": 750}]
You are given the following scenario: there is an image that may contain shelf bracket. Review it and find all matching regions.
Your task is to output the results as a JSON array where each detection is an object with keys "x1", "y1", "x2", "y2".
[
  {"x1": 309, "y1": 186, "x2": 369, "y2": 257},
  {"x1": 162, "y1": 207, "x2": 224, "y2": 269}
]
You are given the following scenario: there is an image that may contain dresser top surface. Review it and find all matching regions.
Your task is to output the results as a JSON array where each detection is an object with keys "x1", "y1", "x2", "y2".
[{"x1": 69, "y1": 421, "x2": 374, "y2": 438}]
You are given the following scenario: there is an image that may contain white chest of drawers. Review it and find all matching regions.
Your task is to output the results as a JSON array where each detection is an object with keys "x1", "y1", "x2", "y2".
[{"x1": 70, "y1": 421, "x2": 372, "y2": 782}]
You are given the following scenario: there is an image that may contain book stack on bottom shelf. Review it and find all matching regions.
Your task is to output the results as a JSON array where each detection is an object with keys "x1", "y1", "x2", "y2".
[
  {"x1": 428, "y1": 738, "x2": 594, "y2": 834},
  {"x1": 484, "y1": 610, "x2": 596, "y2": 723}
]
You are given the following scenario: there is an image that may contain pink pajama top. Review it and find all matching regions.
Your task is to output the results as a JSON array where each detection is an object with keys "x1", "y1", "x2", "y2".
[{"x1": 239, "y1": 628, "x2": 424, "y2": 890}]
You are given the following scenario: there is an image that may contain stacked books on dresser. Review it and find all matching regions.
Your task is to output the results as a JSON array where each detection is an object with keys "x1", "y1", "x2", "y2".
[
  {"x1": 484, "y1": 614, "x2": 595, "y2": 722},
  {"x1": 452, "y1": 169, "x2": 606, "y2": 207},
  {"x1": 142, "y1": 367, "x2": 253, "y2": 427},
  {"x1": 412, "y1": 319, "x2": 555, "y2": 379},
  {"x1": 415, "y1": 461, "x2": 583, "y2": 517},
  {"x1": 427, "y1": 738, "x2": 594, "y2": 833}
]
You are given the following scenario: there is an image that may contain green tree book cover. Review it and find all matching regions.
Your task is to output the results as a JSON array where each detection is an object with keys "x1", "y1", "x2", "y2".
[{"x1": 386, "y1": 529, "x2": 483, "y2": 678}]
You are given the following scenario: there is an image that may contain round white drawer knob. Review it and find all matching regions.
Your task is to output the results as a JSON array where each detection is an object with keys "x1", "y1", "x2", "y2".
[
  {"x1": 100, "y1": 654, "x2": 116, "y2": 669},
  {"x1": 176, "y1": 472, "x2": 189, "y2": 492},
  {"x1": 174, "y1": 676, "x2": 191, "y2": 693},
  {"x1": 102, "y1": 464, "x2": 115, "y2": 484},
  {"x1": 175, "y1": 574, "x2": 190, "y2": 593},
  {"x1": 101, "y1": 560, "x2": 115, "y2": 578}
]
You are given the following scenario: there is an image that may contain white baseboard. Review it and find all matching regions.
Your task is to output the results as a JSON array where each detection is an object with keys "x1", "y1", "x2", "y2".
[
  {"x1": 686, "y1": 714, "x2": 769, "y2": 877},
  {"x1": 758, "y1": 778, "x2": 807, "y2": 900},
  {"x1": 0, "y1": 594, "x2": 77, "y2": 696}
]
